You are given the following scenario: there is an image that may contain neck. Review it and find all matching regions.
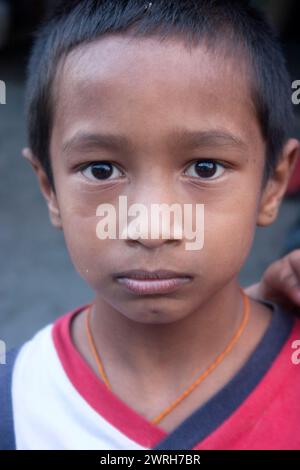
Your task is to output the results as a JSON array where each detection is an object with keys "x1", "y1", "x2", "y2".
[{"x1": 90, "y1": 281, "x2": 245, "y2": 388}]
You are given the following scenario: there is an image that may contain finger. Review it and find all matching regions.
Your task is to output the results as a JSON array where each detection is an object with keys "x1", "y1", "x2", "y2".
[
  {"x1": 287, "y1": 249, "x2": 300, "y2": 284},
  {"x1": 278, "y1": 270, "x2": 300, "y2": 306}
]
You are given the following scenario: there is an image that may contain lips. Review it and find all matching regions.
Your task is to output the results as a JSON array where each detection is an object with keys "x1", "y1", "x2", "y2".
[
  {"x1": 113, "y1": 269, "x2": 192, "y2": 295},
  {"x1": 113, "y1": 269, "x2": 191, "y2": 280}
]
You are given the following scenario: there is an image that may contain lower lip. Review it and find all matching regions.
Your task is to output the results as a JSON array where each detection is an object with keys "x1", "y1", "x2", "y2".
[{"x1": 116, "y1": 277, "x2": 191, "y2": 295}]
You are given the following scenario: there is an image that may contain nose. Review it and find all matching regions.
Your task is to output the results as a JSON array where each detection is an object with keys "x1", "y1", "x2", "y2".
[
  {"x1": 126, "y1": 221, "x2": 182, "y2": 249},
  {"x1": 121, "y1": 195, "x2": 184, "y2": 249}
]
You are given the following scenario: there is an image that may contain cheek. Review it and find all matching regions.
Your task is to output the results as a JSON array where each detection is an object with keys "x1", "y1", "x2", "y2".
[
  {"x1": 202, "y1": 192, "x2": 259, "y2": 276},
  {"x1": 60, "y1": 210, "x2": 111, "y2": 282},
  {"x1": 54, "y1": 183, "x2": 115, "y2": 279}
]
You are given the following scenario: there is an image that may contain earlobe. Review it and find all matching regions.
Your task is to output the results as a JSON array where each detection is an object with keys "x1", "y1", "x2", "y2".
[
  {"x1": 257, "y1": 138, "x2": 300, "y2": 227},
  {"x1": 22, "y1": 147, "x2": 62, "y2": 230},
  {"x1": 257, "y1": 178, "x2": 280, "y2": 227},
  {"x1": 48, "y1": 202, "x2": 62, "y2": 229}
]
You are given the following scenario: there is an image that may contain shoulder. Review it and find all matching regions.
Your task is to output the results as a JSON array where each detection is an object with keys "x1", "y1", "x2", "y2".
[
  {"x1": 12, "y1": 303, "x2": 89, "y2": 383},
  {"x1": 247, "y1": 300, "x2": 300, "y2": 393},
  {"x1": 12, "y1": 303, "x2": 87, "y2": 362},
  {"x1": 8, "y1": 304, "x2": 89, "y2": 449},
  {"x1": 0, "y1": 321, "x2": 54, "y2": 397},
  {"x1": 264, "y1": 306, "x2": 300, "y2": 390}
]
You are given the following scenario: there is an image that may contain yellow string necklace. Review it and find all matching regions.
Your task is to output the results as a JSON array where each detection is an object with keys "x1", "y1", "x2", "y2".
[{"x1": 85, "y1": 289, "x2": 250, "y2": 425}]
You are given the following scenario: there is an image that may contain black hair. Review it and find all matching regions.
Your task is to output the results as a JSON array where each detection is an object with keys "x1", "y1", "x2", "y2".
[{"x1": 25, "y1": 0, "x2": 294, "y2": 192}]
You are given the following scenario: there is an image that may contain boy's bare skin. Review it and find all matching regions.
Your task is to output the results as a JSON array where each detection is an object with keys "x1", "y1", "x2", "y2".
[
  {"x1": 71, "y1": 298, "x2": 272, "y2": 433},
  {"x1": 23, "y1": 36, "x2": 299, "y2": 433}
]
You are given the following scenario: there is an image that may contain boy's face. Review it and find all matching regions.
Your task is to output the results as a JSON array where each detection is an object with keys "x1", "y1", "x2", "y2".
[{"x1": 25, "y1": 36, "x2": 299, "y2": 324}]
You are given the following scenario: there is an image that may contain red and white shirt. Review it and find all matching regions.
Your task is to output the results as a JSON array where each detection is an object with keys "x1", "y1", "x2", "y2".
[{"x1": 9, "y1": 301, "x2": 300, "y2": 450}]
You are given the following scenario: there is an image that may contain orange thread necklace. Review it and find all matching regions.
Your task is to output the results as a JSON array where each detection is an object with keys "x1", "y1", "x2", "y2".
[{"x1": 85, "y1": 289, "x2": 250, "y2": 425}]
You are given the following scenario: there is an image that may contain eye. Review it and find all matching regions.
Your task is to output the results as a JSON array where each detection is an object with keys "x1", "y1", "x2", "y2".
[
  {"x1": 81, "y1": 162, "x2": 123, "y2": 181},
  {"x1": 185, "y1": 160, "x2": 226, "y2": 180}
]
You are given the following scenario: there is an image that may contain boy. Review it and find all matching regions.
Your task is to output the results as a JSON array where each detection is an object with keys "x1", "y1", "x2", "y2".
[{"x1": 1, "y1": 0, "x2": 300, "y2": 450}]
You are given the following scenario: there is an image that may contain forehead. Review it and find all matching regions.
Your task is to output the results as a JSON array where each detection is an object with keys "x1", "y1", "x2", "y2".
[{"x1": 52, "y1": 35, "x2": 263, "y2": 154}]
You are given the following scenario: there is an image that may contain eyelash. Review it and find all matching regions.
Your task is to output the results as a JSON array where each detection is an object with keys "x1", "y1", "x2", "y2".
[
  {"x1": 78, "y1": 159, "x2": 227, "y2": 182},
  {"x1": 79, "y1": 161, "x2": 124, "y2": 181},
  {"x1": 184, "y1": 160, "x2": 226, "y2": 180}
]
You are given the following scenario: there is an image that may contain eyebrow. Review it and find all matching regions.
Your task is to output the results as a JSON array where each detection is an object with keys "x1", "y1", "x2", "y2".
[
  {"x1": 62, "y1": 131, "x2": 131, "y2": 155},
  {"x1": 170, "y1": 128, "x2": 247, "y2": 150},
  {"x1": 62, "y1": 128, "x2": 247, "y2": 156}
]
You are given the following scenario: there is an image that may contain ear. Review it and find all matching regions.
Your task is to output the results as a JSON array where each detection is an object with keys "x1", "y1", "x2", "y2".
[
  {"x1": 257, "y1": 138, "x2": 300, "y2": 227},
  {"x1": 22, "y1": 148, "x2": 62, "y2": 230}
]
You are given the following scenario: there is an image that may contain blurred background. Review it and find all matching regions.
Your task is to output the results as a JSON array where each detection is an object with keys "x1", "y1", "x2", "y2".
[{"x1": 0, "y1": 0, "x2": 300, "y2": 349}]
